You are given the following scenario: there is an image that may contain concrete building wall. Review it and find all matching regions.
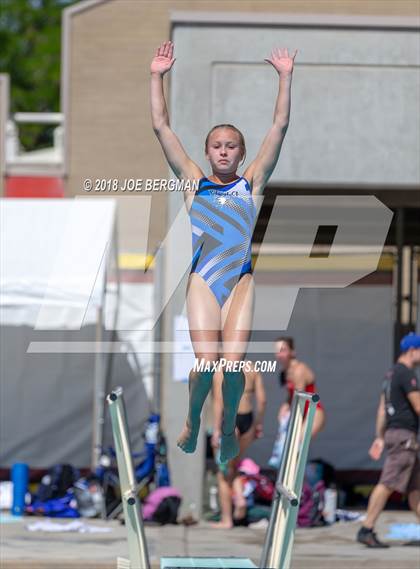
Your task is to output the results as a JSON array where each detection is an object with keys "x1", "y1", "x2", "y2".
[{"x1": 171, "y1": 17, "x2": 419, "y2": 187}]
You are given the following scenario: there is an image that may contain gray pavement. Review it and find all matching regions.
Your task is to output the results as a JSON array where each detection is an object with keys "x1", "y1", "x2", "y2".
[{"x1": 1, "y1": 511, "x2": 419, "y2": 569}]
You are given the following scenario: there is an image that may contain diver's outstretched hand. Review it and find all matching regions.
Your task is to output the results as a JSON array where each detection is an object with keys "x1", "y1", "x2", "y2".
[
  {"x1": 151, "y1": 41, "x2": 176, "y2": 76},
  {"x1": 264, "y1": 47, "x2": 297, "y2": 75}
]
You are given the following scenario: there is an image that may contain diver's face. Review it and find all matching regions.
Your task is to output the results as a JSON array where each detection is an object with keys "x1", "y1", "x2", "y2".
[
  {"x1": 206, "y1": 128, "x2": 243, "y2": 174},
  {"x1": 275, "y1": 341, "x2": 293, "y2": 368}
]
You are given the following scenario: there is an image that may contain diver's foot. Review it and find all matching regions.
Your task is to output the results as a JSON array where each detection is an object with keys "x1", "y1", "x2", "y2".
[
  {"x1": 209, "y1": 520, "x2": 233, "y2": 529},
  {"x1": 177, "y1": 419, "x2": 200, "y2": 453},
  {"x1": 220, "y1": 428, "x2": 239, "y2": 462}
]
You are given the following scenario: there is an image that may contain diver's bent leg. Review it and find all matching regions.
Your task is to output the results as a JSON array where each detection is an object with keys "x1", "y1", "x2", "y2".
[
  {"x1": 219, "y1": 275, "x2": 253, "y2": 462},
  {"x1": 220, "y1": 369, "x2": 245, "y2": 462},
  {"x1": 183, "y1": 273, "x2": 221, "y2": 454},
  {"x1": 177, "y1": 367, "x2": 214, "y2": 453}
]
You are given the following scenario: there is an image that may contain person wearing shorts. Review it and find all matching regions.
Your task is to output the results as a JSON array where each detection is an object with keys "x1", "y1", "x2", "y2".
[{"x1": 357, "y1": 332, "x2": 420, "y2": 548}]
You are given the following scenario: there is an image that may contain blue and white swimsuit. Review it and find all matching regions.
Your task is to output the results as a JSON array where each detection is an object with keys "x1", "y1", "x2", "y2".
[{"x1": 189, "y1": 176, "x2": 256, "y2": 307}]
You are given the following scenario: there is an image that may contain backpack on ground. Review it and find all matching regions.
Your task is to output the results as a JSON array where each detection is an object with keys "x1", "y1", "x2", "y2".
[
  {"x1": 35, "y1": 464, "x2": 79, "y2": 502},
  {"x1": 253, "y1": 474, "x2": 275, "y2": 504},
  {"x1": 298, "y1": 480, "x2": 326, "y2": 527},
  {"x1": 152, "y1": 495, "x2": 181, "y2": 524},
  {"x1": 142, "y1": 487, "x2": 181, "y2": 525}
]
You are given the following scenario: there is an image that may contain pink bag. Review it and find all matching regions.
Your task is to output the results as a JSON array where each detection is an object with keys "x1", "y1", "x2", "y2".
[{"x1": 142, "y1": 487, "x2": 181, "y2": 522}]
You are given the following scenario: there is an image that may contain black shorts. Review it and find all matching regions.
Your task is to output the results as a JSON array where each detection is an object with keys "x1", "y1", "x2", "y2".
[{"x1": 236, "y1": 411, "x2": 254, "y2": 435}]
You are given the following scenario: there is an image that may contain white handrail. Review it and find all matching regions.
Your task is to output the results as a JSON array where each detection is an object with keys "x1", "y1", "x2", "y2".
[
  {"x1": 107, "y1": 388, "x2": 151, "y2": 569},
  {"x1": 13, "y1": 112, "x2": 63, "y2": 124},
  {"x1": 260, "y1": 390, "x2": 319, "y2": 569}
]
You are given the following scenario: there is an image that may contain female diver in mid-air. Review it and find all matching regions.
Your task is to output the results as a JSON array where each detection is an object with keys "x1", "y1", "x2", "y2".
[{"x1": 150, "y1": 41, "x2": 296, "y2": 462}]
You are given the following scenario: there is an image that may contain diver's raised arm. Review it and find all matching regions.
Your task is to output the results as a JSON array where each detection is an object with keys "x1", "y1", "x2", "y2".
[
  {"x1": 150, "y1": 41, "x2": 203, "y2": 181},
  {"x1": 244, "y1": 48, "x2": 297, "y2": 194}
]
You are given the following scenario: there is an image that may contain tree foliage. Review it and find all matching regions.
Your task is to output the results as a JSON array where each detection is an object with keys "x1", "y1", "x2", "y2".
[{"x1": 0, "y1": 0, "x2": 77, "y2": 150}]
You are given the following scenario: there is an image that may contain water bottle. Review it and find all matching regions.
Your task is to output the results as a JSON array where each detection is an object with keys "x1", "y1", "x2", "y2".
[
  {"x1": 323, "y1": 487, "x2": 337, "y2": 524},
  {"x1": 209, "y1": 485, "x2": 218, "y2": 512},
  {"x1": 145, "y1": 414, "x2": 159, "y2": 444},
  {"x1": 11, "y1": 463, "x2": 29, "y2": 516}
]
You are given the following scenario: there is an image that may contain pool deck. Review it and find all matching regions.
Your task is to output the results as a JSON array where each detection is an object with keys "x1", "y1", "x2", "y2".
[{"x1": 1, "y1": 511, "x2": 418, "y2": 568}]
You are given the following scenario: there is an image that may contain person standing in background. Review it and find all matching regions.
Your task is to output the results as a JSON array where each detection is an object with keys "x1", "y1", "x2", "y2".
[
  {"x1": 269, "y1": 337, "x2": 325, "y2": 468},
  {"x1": 357, "y1": 332, "x2": 420, "y2": 548},
  {"x1": 275, "y1": 337, "x2": 325, "y2": 435}
]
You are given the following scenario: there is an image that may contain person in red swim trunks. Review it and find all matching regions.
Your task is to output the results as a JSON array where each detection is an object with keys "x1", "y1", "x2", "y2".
[{"x1": 274, "y1": 336, "x2": 325, "y2": 437}]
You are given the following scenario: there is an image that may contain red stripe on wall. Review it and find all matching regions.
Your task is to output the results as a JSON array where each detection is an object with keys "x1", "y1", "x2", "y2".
[{"x1": 5, "y1": 177, "x2": 64, "y2": 198}]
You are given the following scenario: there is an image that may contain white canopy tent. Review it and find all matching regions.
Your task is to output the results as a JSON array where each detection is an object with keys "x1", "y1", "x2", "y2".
[
  {"x1": 0, "y1": 198, "x2": 119, "y2": 468},
  {"x1": 1, "y1": 198, "x2": 116, "y2": 325}
]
